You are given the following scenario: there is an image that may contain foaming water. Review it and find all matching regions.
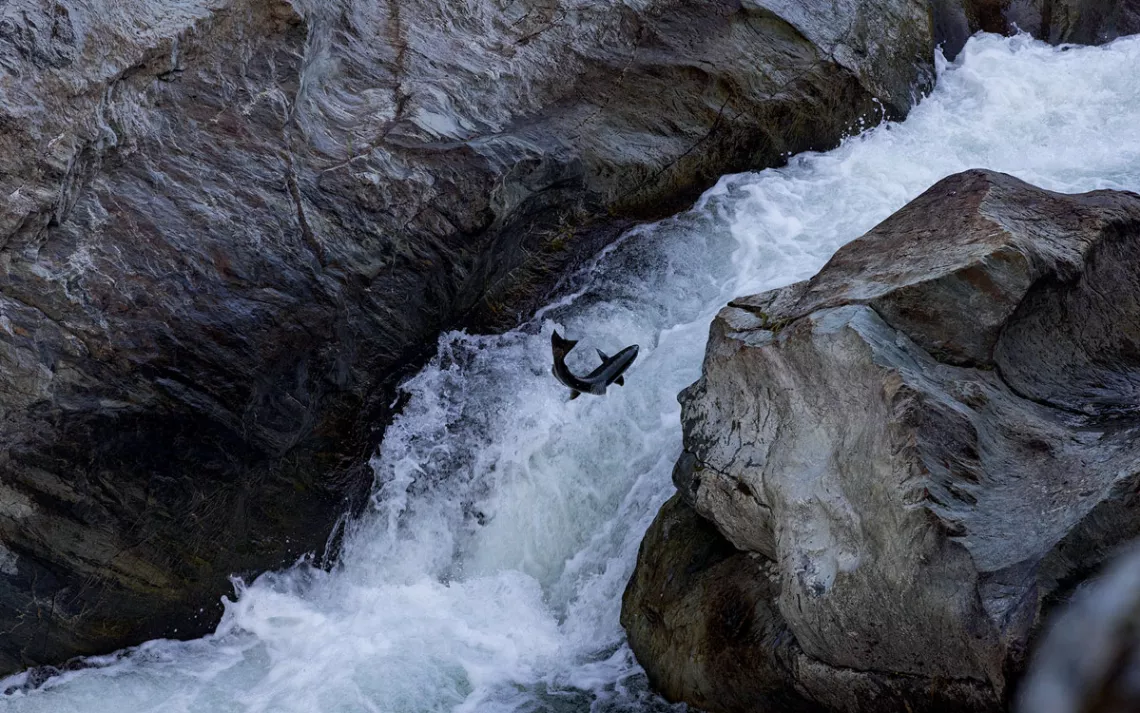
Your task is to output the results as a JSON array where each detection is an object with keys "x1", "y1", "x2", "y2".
[{"x1": 5, "y1": 33, "x2": 1140, "y2": 713}]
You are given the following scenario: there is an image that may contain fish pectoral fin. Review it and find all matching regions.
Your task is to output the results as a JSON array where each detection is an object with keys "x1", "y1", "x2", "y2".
[
  {"x1": 596, "y1": 348, "x2": 610, "y2": 361},
  {"x1": 569, "y1": 390, "x2": 581, "y2": 400},
  {"x1": 615, "y1": 375, "x2": 624, "y2": 386}
]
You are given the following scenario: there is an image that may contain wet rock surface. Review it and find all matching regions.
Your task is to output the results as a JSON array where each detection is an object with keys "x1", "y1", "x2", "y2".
[
  {"x1": 622, "y1": 493, "x2": 808, "y2": 713},
  {"x1": 624, "y1": 169, "x2": 1140, "y2": 712},
  {"x1": 1023, "y1": 0, "x2": 1140, "y2": 44},
  {"x1": 0, "y1": 0, "x2": 940, "y2": 673},
  {"x1": 932, "y1": 0, "x2": 1140, "y2": 59}
]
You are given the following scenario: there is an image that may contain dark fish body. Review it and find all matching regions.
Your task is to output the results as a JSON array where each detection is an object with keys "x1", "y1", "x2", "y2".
[{"x1": 551, "y1": 331, "x2": 639, "y2": 399}]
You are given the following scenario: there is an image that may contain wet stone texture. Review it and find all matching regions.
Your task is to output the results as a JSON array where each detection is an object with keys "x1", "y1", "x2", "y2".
[
  {"x1": 931, "y1": 0, "x2": 1140, "y2": 59},
  {"x1": 623, "y1": 170, "x2": 1140, "y2": 712},
  {"x1": 0, "y1": 0, "x2": 941, "y2": 673}
]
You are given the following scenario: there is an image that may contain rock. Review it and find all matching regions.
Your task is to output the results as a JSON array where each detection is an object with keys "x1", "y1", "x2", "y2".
[
  {"x1": 626, "y1": 497, "x2": 1001, "y2": 713},
  {"x1": 0, "y1": 0, "x2": 938, "y2": 673},
  {"x1": 930, "y1": 0, "x2": 1140, "y2": 59},
  {"x1": 1018, "y1": 542, "x2": 1140, "y2": 713},
  {"x1": 1038, "y1": 0, "x2": 1140, "y2": 44},
  {"x1": 624, "y1": 169, "x2": 1140, "y2": 712},
  {"x1": 930, "y1": 0, "x2": 1013, "y2": 58},
  {"x1": 621, "y1": 494, "x2": 809, "y2": 713}
]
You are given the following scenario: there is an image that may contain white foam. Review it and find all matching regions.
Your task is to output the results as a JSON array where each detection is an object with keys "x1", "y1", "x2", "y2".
[{"x1": 4, "y1": 32, "x2": 1140, "y2": 713}]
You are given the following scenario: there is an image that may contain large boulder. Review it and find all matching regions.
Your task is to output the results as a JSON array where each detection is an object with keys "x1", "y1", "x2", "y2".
[
  {"x1": 0, "y1": 0, "x2": 939, "y2": 673},
  {"x1": 623, "y1": 169, "x2": 1140, "y2": 712}
]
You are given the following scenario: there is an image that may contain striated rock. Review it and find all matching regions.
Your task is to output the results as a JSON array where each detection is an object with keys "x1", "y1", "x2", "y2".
[
  {"x1": 1018, "y1": 542, "x2": 1140, "y2": 713},
  {"x1": 0, "y1": 0, "x2": 939, "y2": 673},
  {"x1": 624, "y1": 169, "x2": 1140, "y2": 711}
]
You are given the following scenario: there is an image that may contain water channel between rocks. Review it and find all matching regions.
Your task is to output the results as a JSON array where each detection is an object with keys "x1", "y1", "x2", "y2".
[{"x1": 3, "y1": 32, "x2": 1140, "y2": 713}]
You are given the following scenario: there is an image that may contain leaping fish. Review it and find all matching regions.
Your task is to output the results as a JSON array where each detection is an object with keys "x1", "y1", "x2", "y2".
[{"x1": 550, "y1": 331, "x2": 639, "y2": 400}]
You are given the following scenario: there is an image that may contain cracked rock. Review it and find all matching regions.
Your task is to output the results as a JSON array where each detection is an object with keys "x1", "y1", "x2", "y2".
[{"x1": 623, "y1": 170, "x2": 1140, "y2": 712}]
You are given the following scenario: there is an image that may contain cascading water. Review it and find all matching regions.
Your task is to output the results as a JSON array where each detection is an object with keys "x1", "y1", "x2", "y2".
[{"x1": 3, "y1": 32, "x2": 1140, "y2": 713}]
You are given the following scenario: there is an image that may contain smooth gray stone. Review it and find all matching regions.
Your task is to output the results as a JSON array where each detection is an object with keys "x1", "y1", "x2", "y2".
[{"x1": 624, "y1": 169, "x2": 1140, "y2": 712}]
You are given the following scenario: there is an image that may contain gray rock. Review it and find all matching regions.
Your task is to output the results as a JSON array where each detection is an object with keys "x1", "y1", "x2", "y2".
[
  {"x1": 930, "y1": 0, "x2": 1140, "y2": 59},
  {"x1": 625, "y1": 496, "x2": 1000, "y2": 713},
  {"x1": 621, "y1": 494, "x2": 807, "y2": 713},
  {"x1": 625, "y1": 170, "x2": 1140, "y2": 711},
  {"x1": 0, "y1": 0, "x2": 939, "y2": 673},
  {"x1": 1038, "y1": 0, "x2": 1140, "y2": 44}
]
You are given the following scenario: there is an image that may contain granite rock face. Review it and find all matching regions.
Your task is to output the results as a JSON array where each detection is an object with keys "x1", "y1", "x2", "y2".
[
  {"x1": 0, "y1": 0, "x2": 941, "y2": 673},
  {"x1": 623, "y1": 170, "x2": 1140, "y2": 712}
]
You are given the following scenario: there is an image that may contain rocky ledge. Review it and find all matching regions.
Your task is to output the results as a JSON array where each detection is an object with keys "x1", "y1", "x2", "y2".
[{"x1": 623, "y1": 169, "x2": 1140, "y2": 712}]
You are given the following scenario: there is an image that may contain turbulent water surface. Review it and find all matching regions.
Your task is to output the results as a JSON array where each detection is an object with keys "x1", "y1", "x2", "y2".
[{"x1": 3, "y1": 33, "x2": 1140, "y2": 713}]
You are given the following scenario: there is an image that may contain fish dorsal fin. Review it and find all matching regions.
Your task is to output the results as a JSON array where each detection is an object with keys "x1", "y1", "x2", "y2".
[
  {"x1": 596, "y1": 348, "x2": 610, "y2": 361},
  {"x1": 569, "y1": 390, "x2": 581, "y2": 400},
  {"x1": 615, "y1": 375, "x2": 624, "y2": 386}
]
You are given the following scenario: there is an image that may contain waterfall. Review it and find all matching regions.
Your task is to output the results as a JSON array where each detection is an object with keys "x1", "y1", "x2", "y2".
[{"x1": 4, "y1": 32, "x2": 1140, "y2": 713}]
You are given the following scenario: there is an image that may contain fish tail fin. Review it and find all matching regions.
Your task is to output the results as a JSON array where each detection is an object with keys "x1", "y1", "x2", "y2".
[
  {"x1": 552, "y1": 330, "x2": 578, "y2": 353},
  {"x1": 615, "y1": 375, "x2": 625, "y2": 386},
  {"x1": 569, "y1": 390, "x2": 581, "y2": 400}
]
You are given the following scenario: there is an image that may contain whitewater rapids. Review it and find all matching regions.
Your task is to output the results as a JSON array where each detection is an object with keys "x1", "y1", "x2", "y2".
[{"x1": 3, "y1": 32, "x2": 1140, "y2": 713}]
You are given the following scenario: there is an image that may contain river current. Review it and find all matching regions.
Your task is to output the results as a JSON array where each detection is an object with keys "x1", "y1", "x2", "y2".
[{"x1": 3, "y1": 32, "x2": 1140, "y2": 713}]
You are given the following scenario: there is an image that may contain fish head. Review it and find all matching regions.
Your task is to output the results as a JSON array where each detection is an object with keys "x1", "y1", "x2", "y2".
[
  {"x1": 616, "y1": 344, "x2": 639, "y2": 365},
  {"x1": 606, "y1": 344, "x2": 639, "y2": 376}
]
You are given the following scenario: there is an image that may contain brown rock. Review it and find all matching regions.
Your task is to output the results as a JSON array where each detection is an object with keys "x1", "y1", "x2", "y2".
[{"x1": 626, "y1": 170, "x2": 1140, "y2": 711}]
